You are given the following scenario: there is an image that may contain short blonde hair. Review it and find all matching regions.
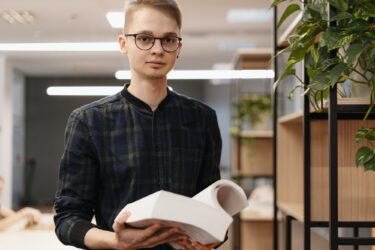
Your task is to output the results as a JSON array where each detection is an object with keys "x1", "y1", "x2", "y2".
[{"x1": 123, "y1": 0, "x2": 182, "y2": 33}]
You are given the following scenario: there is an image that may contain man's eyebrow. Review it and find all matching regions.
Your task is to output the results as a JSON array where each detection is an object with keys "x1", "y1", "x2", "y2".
[
  {"x1": 136, "y1": 30, "x2": 179, "y2": 36},
  {"x1": 163, "y1": 32, "x2": 179, "y2": 36}
]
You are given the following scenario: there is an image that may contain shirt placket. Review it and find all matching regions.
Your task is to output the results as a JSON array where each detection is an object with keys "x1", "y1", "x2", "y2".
[{"x1": 152, "y1": 109, "x2": 167, "y2": 190}]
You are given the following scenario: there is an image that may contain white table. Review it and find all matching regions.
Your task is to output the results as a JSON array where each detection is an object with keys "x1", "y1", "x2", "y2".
[{"x1": 0, "y1": 213, "x2": 77, "y2": 249}]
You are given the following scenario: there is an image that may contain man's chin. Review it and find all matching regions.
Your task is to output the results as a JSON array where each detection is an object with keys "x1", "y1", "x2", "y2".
[{"x1": 146, "y1": 72, "x2": 168, "y2": 80}]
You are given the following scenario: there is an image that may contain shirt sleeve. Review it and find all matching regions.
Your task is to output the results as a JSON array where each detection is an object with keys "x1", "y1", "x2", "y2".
[
  {"x1": 54, "y1": 110, "x2": 99, "y2": 249},
  {"x1": 197, "y1": 109, "x2": 222, "y2": 191}
]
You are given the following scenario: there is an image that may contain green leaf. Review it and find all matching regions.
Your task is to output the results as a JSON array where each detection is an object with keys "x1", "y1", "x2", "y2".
[
  {"x1": 320, "y1": 58, "x2": 340, "y2": 71},
  {"x1": 365, "y1": 128, "x2": 375, "y2": 141},
  {"x1": 330, "y1": 12, "x2": 352, "y2": 22},
  {"x1": 289, "y1": 43, "x2": 311, "y2": 64},
  {"x1": 287, "y1": 34, "x2": 300, "y2": 47},
  {"x1": 309, "y1": 44, "x2": 320, "y2": 64},
  {"x1": 344, "y1": 19, "x2": 370, "y2": 33},
  {"x1": 320, "y1": 28, "x2": 355, "y2": 50},
  {"x1": 346, "y1": 43, "x2": 365, "y2": 66},
  {"x1": 273, "y1": 67, "x2": 296, "y2": 89},
  {"x1": 277, "y1": 4, "x2": 301, "y2": 29},
  {"x1": 308, "y1": 72, "x2": 331, "y2": 91},
  {"x1": 356, "y1": 128, "x2": 369, "y2": 143},
  {"x1": 329, "y1": 63, "x2": 348, "y2": 86},
  {"x1": 363, "y1": 154, "x2": 375, "y2": 171},
  {"x1": 355, "y1": 146, "x2": 373, "y2": 166},
  {"x1": 328, "y1": 0, "x2": 348, "y2": 11},
  {"x1": 355, "y1": 128, "x2": 375, "y2": 143},
  {"x1": 271, "y1": 0, "x2": 287, "y2": 8}
]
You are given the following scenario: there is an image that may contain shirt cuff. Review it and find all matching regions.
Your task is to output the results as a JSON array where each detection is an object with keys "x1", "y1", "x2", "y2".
[{"x1": 70, "y1": 220, "x2": 97, "y2": 249}]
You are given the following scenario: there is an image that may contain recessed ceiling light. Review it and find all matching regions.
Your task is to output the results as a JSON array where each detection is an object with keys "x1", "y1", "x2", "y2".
[
  {"x1": 1, "y1": 10, "x2": 35, "y2": 24},
  {"x1": 115, "y1": 70, "x2": 275, "y2": 80},
  {"x1": 0, "y1": 42, "x2": 119, "y2": 52},
  {"x1": 227, "y1": 9, "x2": 273, "y2": 23},
  {"x1": 46, "y1": 86, "x2": 123, "y2": 96},
  {"x1": 218, "y1": 42, "x2": 256, "y2": 51},
  {"x1": 106, "y1": 12, "x2": 124, "y2": 29}
]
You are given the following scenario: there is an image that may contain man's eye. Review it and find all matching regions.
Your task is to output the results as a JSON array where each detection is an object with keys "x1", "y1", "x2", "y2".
[
  {"x1": 138, "y1": 35, "x2": 153, "y2": 43},
  {"x1": 163, "y1": 37, "x2": 176, "y2": 44}
]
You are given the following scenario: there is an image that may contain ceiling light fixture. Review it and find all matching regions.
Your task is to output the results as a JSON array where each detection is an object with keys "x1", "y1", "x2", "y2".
[
  {"x1": 227, "y1": 9, "x2": 273, "y2": 23},
  {"x1": 46, "y1": 86, "x2": 123, "y2": 96},
  {"x1": 106, "y1": 12, "x2": 124, "y2": 29},
  {"x1": 0, "y1": 10, "x2": 35, "y2": 24},
  {"x1": 115, "y1": 70, "x2": 275, "y2": 80},
  {"x1": 0, "y1": 42, "x2": 119, "y2": 52}
]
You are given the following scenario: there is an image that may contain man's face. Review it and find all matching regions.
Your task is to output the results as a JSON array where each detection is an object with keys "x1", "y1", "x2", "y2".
[{"x1": 119, "y1": 7, "x2": 181, "y2": 80}]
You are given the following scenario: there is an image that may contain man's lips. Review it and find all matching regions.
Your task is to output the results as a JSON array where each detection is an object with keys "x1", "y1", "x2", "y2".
[{"x1": 147, "y1": 61, "x2": 166, "y2": 65}]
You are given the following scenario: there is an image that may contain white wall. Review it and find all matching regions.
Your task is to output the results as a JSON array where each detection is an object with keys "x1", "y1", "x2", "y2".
[{"x1": 0, "y1": 56, "x2": 14, "y2": 208}]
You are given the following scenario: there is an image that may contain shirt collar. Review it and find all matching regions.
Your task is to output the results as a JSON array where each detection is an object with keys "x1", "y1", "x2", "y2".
[{"x1": 121, "y1": 83, "x2": 172, "y2": 113}]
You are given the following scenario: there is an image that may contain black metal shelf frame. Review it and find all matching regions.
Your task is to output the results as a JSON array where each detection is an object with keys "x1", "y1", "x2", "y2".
[{"x1": 272, "y1": 2, "x2": 375, "y2": 250}]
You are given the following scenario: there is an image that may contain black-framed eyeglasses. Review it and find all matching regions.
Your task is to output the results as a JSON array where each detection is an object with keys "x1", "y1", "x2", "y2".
[{"x1": 124, "y1": 33, "x2": 182, "y2": 52}]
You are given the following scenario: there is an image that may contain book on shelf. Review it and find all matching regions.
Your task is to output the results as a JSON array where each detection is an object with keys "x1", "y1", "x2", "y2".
[{"x1": 115, "y1": 179, "x2": 248, "y2": 247}]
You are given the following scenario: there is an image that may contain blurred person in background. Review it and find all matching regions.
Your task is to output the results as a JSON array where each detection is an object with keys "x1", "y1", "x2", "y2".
[{"x1": 0, "y1": 176, "x2": 41, "y2": 231}]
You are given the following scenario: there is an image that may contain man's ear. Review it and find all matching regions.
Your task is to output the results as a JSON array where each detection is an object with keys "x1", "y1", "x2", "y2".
[
  {"x1": 118, "y1": 35, "x2": 128, "y2": 54},
  {"x1": 177, "y1": 42, "x2": 182, "y2": 58}
]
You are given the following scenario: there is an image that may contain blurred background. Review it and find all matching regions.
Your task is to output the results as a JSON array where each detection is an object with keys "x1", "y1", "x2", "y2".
[{"x1": 0, "y1": 0, "x2": 274, "y2": 208}]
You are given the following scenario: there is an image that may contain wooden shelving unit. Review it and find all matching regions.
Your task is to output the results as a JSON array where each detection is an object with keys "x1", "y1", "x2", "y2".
[
  {"x1": 272, "y1": 2, "x2": 375, "y2": 249},
  {"x1": 277, "y1": 112, "x2": 375, "y2": 222},
  {"x1": 231, "y1": 48, "x2": 274, "y2": 250},
  {"x1": 231, "y1": 130, "x2": 273, "y2": 177},
  {"x1": 232, "y1": 48, "x2": 272, "y2": 70}
]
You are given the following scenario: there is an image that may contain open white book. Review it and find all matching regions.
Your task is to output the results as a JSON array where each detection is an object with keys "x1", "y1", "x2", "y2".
[{"x1": 115, "y1": 179, "x2": 248, "y2": 246}]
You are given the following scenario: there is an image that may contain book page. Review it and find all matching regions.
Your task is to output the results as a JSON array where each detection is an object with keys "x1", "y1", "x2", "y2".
[{"x1": 193, "y1": 179, "x2": 248, "y2": 216}]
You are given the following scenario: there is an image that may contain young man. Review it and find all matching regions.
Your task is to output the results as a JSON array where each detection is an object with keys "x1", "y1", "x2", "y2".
[
  {"x1": 54, "y1": 0, "x2": 222, "y2": 249},
  {"x1": 0, "y1": 176, "x2": 41, "y2": 231}
]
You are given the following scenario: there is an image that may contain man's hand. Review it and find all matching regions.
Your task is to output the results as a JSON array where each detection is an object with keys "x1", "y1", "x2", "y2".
[
  {"x1": 112, "y1": 211, "x2": 190, "y2": 250},
  {"x1": 190, "y1": 241, "x2": 219, "y2": 250}
]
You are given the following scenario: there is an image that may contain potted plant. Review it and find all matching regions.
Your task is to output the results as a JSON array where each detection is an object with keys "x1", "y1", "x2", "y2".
[
  {"x1": 231, "y1": 94, "x2": 272, "y2": 136},
  {"x1": 272, "y1": 0, "x2": 375, "y2": 171},
  {"x1": 230, "y1": 95, "x2": 272, "y2": 177}
]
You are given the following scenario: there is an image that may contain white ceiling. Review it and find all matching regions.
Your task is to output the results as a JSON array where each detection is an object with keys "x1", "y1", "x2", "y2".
[{"x1": 0, "y1": 0, "x2": 273, "y2": 77}]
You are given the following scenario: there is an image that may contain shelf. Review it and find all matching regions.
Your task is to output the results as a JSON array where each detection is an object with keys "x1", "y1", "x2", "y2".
[
  {"x1": 338, "y1": 98, "x2": 370, "y2": 105},
  {"x1": 232, "y1": 48, "x2": 272, "y2": 69},
  {"x1": 231, "y1": 135, "x2": 273, "y2": 177},
  {"x1": 278, "y1": 111, "x2": 303, "y2": 124},
  {"x1": 278, "y1": 202, "x2": 304, "y2": 222},
  {"x1": 240, "y1": 210, "x2": 273, "y2": 222},
  {"x1": 278, "y1": 97, "x2": 372, "y2": 124},
  {"x1": 277, "y1": 12, "x2": 302, "y2": 48},
  {"x1": 240, "y1": 130, "x2": 273, "y2": 138}
]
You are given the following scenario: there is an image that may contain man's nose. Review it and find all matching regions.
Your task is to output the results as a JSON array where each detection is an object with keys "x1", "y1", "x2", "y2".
[{"x1": 150, "y1": 38, "x2": 164, "y2": 53}]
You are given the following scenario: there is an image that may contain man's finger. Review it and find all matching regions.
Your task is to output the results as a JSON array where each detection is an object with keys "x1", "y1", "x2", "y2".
[
  {"x1": 114, "y1": 210, "x2": 131, "y2": 224},
  {"x1": 140, "y1": 228, "x2": 184, "y2": 247},
  {"x1": 112, "y1": 220, "x2": 123, "y2": 232}
]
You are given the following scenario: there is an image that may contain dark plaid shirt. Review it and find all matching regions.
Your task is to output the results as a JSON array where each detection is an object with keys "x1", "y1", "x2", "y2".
[{"x1": 54, "y1": 85, "x2": 222, "y2": 249}]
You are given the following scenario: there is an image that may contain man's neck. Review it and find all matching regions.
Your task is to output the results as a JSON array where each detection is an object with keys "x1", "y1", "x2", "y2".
[{"x1": 127, "y1": 78, "x2": 168, "y2": 111}]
